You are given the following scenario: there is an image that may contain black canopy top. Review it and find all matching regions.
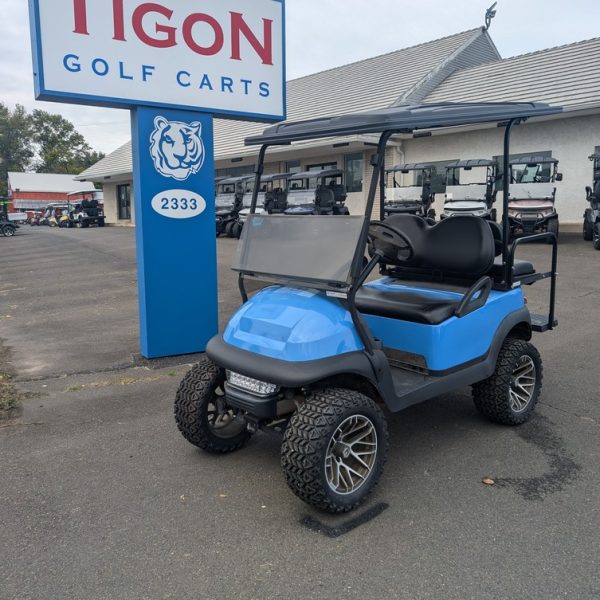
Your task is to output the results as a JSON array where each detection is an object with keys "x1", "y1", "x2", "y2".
[
  {"x1": 219, "y1": 175, "x2": 256, "y2": 185},
  {"x1": 289, "y1": 168, "x2": 343, "y2": 180},
  {"x1": 590, "y1": 153, "x2": 600, "y2": 160},
  {"x1": 259, "y1": 172, "x2": 293, "y2": 183},
  {"x1": 245, "y1": 102, "x2": 562, "y2": 146},
  {"x1": 445, "y1": 159, "x2": 497, "y2": 169},
  {"x1": 385, "y1": 163, "x2": 436, "y2": 173},
  {"x1": 510, "y1": 155, "x2": 559, "y2": 166}
]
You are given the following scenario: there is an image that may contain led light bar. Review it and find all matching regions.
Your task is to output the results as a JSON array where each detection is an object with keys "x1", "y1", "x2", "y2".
[{"x1": 227, "y1": 371, "x2": 279, "y2": 397}]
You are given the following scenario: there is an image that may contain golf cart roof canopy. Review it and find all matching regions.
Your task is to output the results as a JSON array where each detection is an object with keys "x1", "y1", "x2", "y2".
[
  {"x1": 589, "y1": 153, "x2": 600, "y2": 161},
  {"x1": 386, "y1": 163, "x2": 436, "y2": 173},
  {"x1": 220, "y1": 175, "x2": 256, "y2": 185},
  {"x1": 289, "y1": 168, "x2": 343, "y2": 180},
  {"x1": 246, "y1": 102, "x2": 562, "y2": 146},
  {"x1": 260, "y1": 172, "x2": 293, "y2": 183},
  {"x1": 446, "y1": 159, "x2": 497, "y2": 169},
  {"x1": 509, "y1": 155, "x2": 559, "y2": 165}
]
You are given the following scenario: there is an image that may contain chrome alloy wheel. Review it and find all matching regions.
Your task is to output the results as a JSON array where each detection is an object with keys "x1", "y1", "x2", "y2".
[
  {"x1": 325, "y1": 415, "x2": 378, "y2": 495},
  {"x1": 509, "y1": 355, "x2": 537, "y2": 412}
]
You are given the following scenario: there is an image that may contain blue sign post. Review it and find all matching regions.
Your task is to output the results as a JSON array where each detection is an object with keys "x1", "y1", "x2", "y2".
[
  {"x1": 28, "y1": 0, "x2": 285, "y2": 359},
  {"x1": 132, "y1": 107, "x2": 217, "y2": 357}
]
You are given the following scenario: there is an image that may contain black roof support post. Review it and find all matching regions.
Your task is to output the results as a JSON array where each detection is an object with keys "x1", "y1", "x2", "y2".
[
  {"x1": 250, "y1": 145, "x2": 268, "y2": 215},
  {"x1": 502, "y1": 119, "x2": 516, "y2": 287}
]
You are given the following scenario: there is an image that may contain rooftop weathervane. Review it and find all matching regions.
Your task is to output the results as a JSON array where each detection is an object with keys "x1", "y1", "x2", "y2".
[{"x1": 485, "y1": 2, "x2": 498, "y2": 30}]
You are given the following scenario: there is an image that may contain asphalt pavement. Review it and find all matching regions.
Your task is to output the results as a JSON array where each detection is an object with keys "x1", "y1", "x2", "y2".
[{"x1": 1, "y1": 226, "x2": 599, "y2": 599}]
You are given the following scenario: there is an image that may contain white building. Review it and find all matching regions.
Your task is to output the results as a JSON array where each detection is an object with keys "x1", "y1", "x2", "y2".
[{"x1": 77, "y1": 27, "x2": 600, "y2": 227}]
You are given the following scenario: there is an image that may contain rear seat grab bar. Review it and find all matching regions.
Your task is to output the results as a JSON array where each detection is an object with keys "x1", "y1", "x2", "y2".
[{"x1": 455, "y1": 276, "x2": 492, "y2": 319}]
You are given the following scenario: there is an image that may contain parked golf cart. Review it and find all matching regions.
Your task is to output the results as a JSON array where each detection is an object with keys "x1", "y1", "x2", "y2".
[
  {"x1": 507, "y1": 155, "x2": 562, "y2": 240},
  {"x1": 284, "y1": 168, "x2": 349, "y2": 216},
  {"x1": 1, "y1": 217, "x2": 18, "y2": 237},
  {"x1": 236, "y1": 172, "x2": 292, "y2": 232},
  {"x1": 43, "y1": 204, "x2": 71, "y2": 228},
  {"x1": 67, "y1": 191, "x2": 105, "y2": 228},
  {"x1": 443, "y1": 159, "x2": 499, "y2": 221},
  {"x1": 583, "y1": 151, "x2": 600, "y2": 250},
  {"x1": 384, "y1": 163, "x2": 436, "y2": 219},
  {"x1": 175, "y1": 102, "x2": 561, "y2": 514},
  {"x1": 215, "y1": 175, "x2": 253, "y2": 238}
]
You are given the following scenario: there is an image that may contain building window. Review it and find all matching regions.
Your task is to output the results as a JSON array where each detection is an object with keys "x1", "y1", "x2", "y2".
[
  {"x1": 416, "y1": 160, "x2": 459, "y2": 194},
  {"x1": 215, "y1": 165, "x2": 255, "y2": 178},
  {"x1": 345, "y1": 153, "x2": 363, "y2": 193},
  {"x1": 117, "y1": 184, "x2": 131, "y2": 220},
  {"x1": 286, "y1": 160, "x2": 302, "y2": 175},
  {"x1": 493, "y1": 150, "x2": 552, "y2": 190}
]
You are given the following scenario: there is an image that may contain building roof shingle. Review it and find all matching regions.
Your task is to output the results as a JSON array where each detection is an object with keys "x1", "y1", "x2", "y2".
[{"x1": 424, "y1": 36, "x2": 600, "y2": 108}]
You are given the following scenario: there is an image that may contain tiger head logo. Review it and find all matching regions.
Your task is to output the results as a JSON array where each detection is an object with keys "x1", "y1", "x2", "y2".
[{"x1": 149, "y1": 116, "x2": 205, "y2": 181}]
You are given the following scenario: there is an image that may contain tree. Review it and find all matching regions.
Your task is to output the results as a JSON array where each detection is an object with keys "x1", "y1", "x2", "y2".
[
  {"x1": 0, "y1": 103, "x2": 35, "y2": 197},
  {"x1": 31, "y1": 109, "x2": 105, "y2": 174}
]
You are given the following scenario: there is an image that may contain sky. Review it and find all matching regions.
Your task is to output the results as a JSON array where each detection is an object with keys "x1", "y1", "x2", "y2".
[{"x1": 1, "y1": 0, "x2": 599, "y2": 155}]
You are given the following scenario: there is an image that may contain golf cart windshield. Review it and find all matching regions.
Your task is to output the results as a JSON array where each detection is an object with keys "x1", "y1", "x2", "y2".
[{"x1": 232, "y1": 215, "x2": 365, "y2": 289}]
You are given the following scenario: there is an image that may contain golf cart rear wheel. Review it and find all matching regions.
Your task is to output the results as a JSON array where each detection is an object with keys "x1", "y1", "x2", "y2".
[
  {"x1": 2, "y1": 226, "x2": 15, "y2": 237},
  {"x1": 583, "y1": 218, "x2": 594, "y2": 241},
  {"x1": 472, "y1": 339, "x2": 542, "y2": 426},
  {"x1": 594, "y1": 224, "x2": 600, "y2": 251},
  {"x1": 281, "y1": 387, "x2": 388, "y2": 514},
  {"x1": 547, "y1": 218, "x2": 559, "y2": 243},
  {"x1": 174, "y1": 357, "x2": 252, "y2": 454}
]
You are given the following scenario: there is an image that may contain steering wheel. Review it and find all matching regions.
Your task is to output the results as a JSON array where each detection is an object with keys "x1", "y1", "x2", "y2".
[{"x1": 368, "y1": 221, "x2": 415, "y2": 262}]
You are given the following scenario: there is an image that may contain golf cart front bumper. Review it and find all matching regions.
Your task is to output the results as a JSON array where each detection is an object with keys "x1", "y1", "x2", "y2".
[
  {"x1": 509, "y1": 213, "x2": 554, "y2": 234},
  {"x1": 208, "y1": 334, "x2": 375, "y2": 389}
]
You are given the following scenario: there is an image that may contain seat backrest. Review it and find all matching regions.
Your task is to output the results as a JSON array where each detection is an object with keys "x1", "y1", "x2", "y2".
[
  {"x1": 316, "y1": 186, "x2": 335, "y2": 209},
  {"x1": 378, "y1": 214, "x2": 496, "y2": 279},
  {"x1": 329, "y1": 184, "x2": 347, "y2": 204}
]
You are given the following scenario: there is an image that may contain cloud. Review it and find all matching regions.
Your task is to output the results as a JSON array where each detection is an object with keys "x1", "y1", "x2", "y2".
[{"x1": 1, "y1": 0, "x2": 598, "y2": 153}]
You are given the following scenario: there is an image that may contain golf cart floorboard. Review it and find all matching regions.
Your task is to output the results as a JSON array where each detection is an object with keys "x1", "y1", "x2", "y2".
[{"x1": 530, "y1": 313, "x2": 558, "y2": 332}]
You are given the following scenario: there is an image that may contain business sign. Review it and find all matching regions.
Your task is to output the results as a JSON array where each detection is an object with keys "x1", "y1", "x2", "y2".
[
  {"x1": 28, "y1": 0, "x2": 287, "y2": 359},
  {"x1": 29, "y1": 0, "x2": 286, "y2": 121}
]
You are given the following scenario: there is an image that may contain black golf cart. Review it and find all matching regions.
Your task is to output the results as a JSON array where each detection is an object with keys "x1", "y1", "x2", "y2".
[
  {"x1": 67, "y1": 191, "x2": 105, "y2": 228},
  {"x1": 215, "y1": 175, "x2": 253, "y2": 238},
  {"x1": 443, "y1": 159, "x2": 499, "y2": 221},
  {"x1": 583, "y1": 151, "x2": 600, "y2": 250},
  {"x1": 1, "y1": 216, "x2": 18, "y2": 237},
  {"x1": 237, "y1": 172, "x2": 292, "y2": 224},
  {"x1": 284, "y1": 168, "x2": 349, "y2": 216},
  {"x1": 384, "y1": 163, "x2": 436, "y2": 219},
  {"x1": 507, "y1": 155, "x2": 562, "y2": 240},
  {"x1": 175, "y1": 102, "x2": 561, "y2": 514}
]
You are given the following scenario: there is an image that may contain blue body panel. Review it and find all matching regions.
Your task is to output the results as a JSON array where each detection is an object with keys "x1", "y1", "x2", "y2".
[
  {"x1": 223, "y1": 287, "x2": 364, "y2": 361},
  {"x1": 362, "y1": 279, "x2": 525, "y2": 371},
  {"x1": 223, "y1": 280, "x2": 526, "y2": 370}
]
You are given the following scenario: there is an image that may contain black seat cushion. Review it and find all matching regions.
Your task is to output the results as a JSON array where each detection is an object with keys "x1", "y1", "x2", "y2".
[
  {"x1": 377, "y1": 214, "x2": 496, "y2": 279},
  {"x1": 355, "y1": 286, "x2": 460, "y2": 325},
  {"x1": 490, "y1": 258, "x2": 535, "y2": 278}
]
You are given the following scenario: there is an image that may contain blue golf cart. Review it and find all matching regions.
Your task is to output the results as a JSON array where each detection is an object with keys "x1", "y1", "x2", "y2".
[{"x1": 175, "y1": 102, "x2": 561, "y2": 513}]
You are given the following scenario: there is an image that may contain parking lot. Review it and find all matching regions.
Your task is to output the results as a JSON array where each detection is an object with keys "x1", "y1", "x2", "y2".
[{"x1": 1, "y1": 226, "x2": 600, "y2": 599}]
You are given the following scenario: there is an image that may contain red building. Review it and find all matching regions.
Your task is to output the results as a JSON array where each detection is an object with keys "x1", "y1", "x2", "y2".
[{"x1": 7, "y1": 172, "x2": 98, "y2": 217}]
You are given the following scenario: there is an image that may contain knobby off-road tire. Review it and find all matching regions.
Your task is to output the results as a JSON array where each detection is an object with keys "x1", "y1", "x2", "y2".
[
  {"x1": 594, "y1": 224, "x2": 600, "y2": 251},
  {"x1": 547, "y1": 218, "x2": 559, "y2": 243},
  {"x1": 583, "y1": 217, "x2": 594, "y2": 241},
  {"x1": 281, "y1": 388, "x2": 388, "y2": 514},
  {"x1": 174, "y1": 357, "x2": 252, "y2": 454},
  {"x1": 473, "y1": 339, "x2": 543, "y2": 426}
]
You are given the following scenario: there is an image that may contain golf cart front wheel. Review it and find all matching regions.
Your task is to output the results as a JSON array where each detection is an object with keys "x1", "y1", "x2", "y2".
[
  {"x1": 472, "y1": 339, "x2": 542, "y2": 426},
  {"x1": 281, "y1": 387, "x2": 388, "y2": 513},
  {"x1": 2, "y1": 226, "x2": 16, "y2": 237},
  {"x1": 174, "y1": 357, "x2": 252, "y2": 454}
]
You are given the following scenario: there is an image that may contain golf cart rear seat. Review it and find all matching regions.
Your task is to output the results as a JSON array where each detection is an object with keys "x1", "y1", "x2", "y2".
[{"x1": 356, "y1": 214, "x2": 535, "y2": 324}]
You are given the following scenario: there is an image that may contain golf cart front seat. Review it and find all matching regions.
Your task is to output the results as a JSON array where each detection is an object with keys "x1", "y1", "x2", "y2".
[{"x1": 356, "y1": 214, "x2": 534, "y2": 325}]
